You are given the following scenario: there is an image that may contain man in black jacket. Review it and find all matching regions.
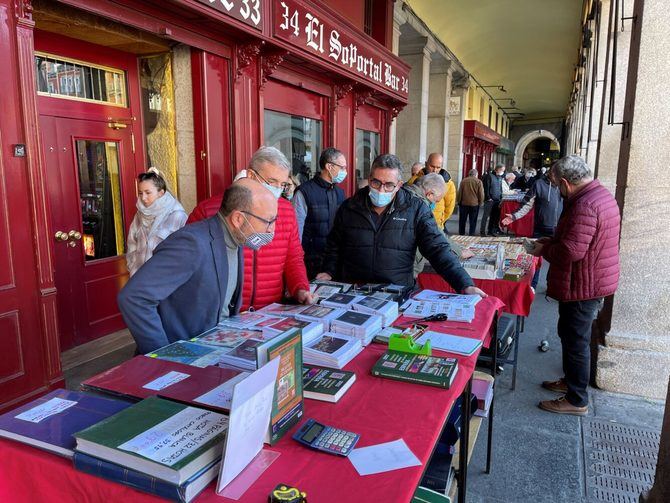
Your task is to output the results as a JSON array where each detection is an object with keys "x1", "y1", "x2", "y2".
[
  {"x1": 316, "y1": 154, "x2": 486, "y2": 297},
  {"x1": 480, "y1": 164, "x2": 504, "y2": 236}
]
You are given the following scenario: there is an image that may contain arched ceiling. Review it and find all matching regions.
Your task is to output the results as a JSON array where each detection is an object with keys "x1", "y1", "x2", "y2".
[{"x1": 405, "y1": 0, "x2": 584, "y2": 119}]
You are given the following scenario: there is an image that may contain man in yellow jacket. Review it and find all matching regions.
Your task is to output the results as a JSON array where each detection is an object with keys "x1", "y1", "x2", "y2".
[{"x1": 407, "y1": 152, "x2": 456, "y2": 230}]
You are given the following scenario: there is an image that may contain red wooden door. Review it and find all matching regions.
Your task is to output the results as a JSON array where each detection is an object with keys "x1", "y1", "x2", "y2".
[{"x1": 41, "y1": 116, "x2": 137, "y2": 350}]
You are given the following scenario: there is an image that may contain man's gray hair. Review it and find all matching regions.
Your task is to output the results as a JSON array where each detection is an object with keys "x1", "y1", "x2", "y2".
[
  {"x1": 249, "y1": 146, "x2": 290, "y2": 172},
  {"x1": 468, "y1": 168, "x2": 478, "y2": 177},
  {"x1": 552, "y1": 155, "x2": 592, "y2": 184},
  {"x1": 415, "y1": 173, "x2": 446, "y2": 197},
  {"x1": 505, "y1": 172, "x2": 516, "y2": 182},
  {"x1": 495, "y1": 163, "x2": 505, "y2": 169}
]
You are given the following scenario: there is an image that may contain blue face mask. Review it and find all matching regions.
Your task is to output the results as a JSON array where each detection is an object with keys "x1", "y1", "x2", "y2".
[
  {"x1": 332, "y1": 169, "x2": 347, "y2": 184},
  {"x1": 262, "y1": 182, "x2": 284, "y2": 200},
  {"x1": 429, "y1": 201, "x2": 437, "y2": 211},
  {"x1": 369, "y1": 187, "x2": 395, "y2": 207}
]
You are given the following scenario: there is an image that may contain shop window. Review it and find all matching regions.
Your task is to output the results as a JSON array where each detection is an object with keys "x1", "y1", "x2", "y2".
[
  {"x1": 355, "y1": 129, "x2": 380, "y2": 186},
  {"x1": 35, "y1": 52, "x2": 127, "y2": 106},
  {"x1": 76, "y1": 140, "x2": 125, "y2": 260},
  {"x1": 264, "y1": 110, "x2": 323, "y2": 185}
]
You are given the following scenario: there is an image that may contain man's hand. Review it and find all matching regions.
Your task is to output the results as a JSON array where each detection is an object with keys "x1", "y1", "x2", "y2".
[
  {"x1": 528, "y1": 242, "x2": 545, "y2": 257},
  {"x1": 501, "y1": 214, "x2": 514, "y2": 227},
  {"x1": 315, "y1": 272, "x2": 332, "y2": 281},
  {"x1": 463, "y1": 286, "x2": 487, "y2": 298},
  {"x1": 295, "y1": 289, "x2": 316, "y2": 305}
]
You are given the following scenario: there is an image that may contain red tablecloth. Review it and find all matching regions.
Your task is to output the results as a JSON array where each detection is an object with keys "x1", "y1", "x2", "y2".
[
  {"x1": 500, "y1": 200, "x2": 534, "y2": 237},
  {"x1": 0, "y1": 297, "x2": 504, "y2": 503},
  {"x1": 419, "y1": 268, "x2": 535, "y2": 317}
]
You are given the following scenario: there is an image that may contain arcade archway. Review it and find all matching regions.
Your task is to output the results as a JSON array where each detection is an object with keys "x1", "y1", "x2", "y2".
[{"x1": 514, "y1": 130, "x2": 560, "y2": 168}]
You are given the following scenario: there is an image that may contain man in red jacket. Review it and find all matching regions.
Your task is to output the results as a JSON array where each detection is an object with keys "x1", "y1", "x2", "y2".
[
  {"x1": 187, "y1": 146, "x2": 313, "y2": 311},
  {"x1": 529, "y1": 155, "x2": 620, "y2": 415}
]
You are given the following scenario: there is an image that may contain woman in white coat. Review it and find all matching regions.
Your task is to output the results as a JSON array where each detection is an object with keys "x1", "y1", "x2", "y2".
[{"x1": 126, "y1": 168, "x2": 187, "y2": 276}]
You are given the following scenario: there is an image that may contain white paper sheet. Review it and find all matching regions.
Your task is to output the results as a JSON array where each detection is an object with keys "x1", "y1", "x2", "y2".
[
  {"x1": 118, "y1": 407, "x2": 228, "y2": 466},
  {"x1": 348, "y1": 439, "x2": 421, "y2": 476},
  {"x1": 194, "y1": 372, "x2": 250, "y2": 409},
  {"x1": 142, "y1": 371, "x2": 191, "y2": 391},
  {"x1": 413, "y1": 290, "x2": 481, "y2": 308},
  {"x1": 217, "y1": 357, "x2": 280, "y2": 492},
  {"x1": 415, "y1": 331, "x2": 482, "y2": 356},
  {"x1": 15, "y1": 397, "x2": 78, "y2": 423}
]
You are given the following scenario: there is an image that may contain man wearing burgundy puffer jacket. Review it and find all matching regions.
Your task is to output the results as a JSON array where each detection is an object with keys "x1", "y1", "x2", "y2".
[
  {"x1": 529, "y1": 155, "x2": 620, "y2": 416},
  {"x1": 188, "y1": 147, "x2": 313, "y2": 311}
]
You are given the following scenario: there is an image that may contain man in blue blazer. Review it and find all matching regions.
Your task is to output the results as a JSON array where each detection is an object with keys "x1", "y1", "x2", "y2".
[{"x1": 119, "y1": 178, "x2": 278, "y2": 353}]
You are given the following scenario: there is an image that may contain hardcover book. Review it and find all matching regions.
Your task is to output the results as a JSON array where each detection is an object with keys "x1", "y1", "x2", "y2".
[
  {"x1": 194, "y1": 327, "x2": 261, "y2": 348},
  {"x1": 295, "y1": 304, "x2": 346, "y2": 331},
  {"x1": 320, "y1": 292, "x2": 363, "y2": 309},
  {"x1": 302, "y1": 365, "x2": 356, "y2": 403},
  {"x1": 261, "y1": 317, "x2": 323, "y2": 346},
  {"x1": 74, "y1": 452, "x2": 219, "y2": 502},
  {"x1": 216, "y1": 338, "x2": 266, "y2": 371},
  {"x1": 0, "y1": 389, "x2": 132, "y2": 458},
  {"x1": 81, "y1": 356, "x2": 244, "y2": 413},
  {"x1": 256, "y1": 328, "x2": 303, "y2": 445},
  {"x1": 74, "y1": 396, "x2": 228, "y2": 485},
  {"x1": 371, "y1": 351, "x2": 459, "y2": 389},
  {"x1": 146, "y1": 341, "x2": 227, "y2": 368}
]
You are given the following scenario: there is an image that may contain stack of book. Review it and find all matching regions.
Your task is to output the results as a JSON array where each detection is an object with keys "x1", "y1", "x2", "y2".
[
  {"x1": 330, "y1": 310, "x2": 383, "y2": 346},
  {"x1": 302, "y1": 365, "x2": 356, "y2": 403},
  {"x1": 73, "y1": 396, "x2": 228, "y2": 502},
  {"x1": 261, "y1": 317, "x2": 323, "y2": 346},
  {"x1": 215, "y1": 338, "x2": 267, "y2": 370},
  {"x1": 218, "y1": 312, "x2": 276, "y2": 329},
  {"x1": 295, "y1": 304, "x2": 346, "y2": 331},
  {"x1": 303, "y1": 333, "x2": 362, "y2": 369},
  {"x1": 351, "y1": 296, "x2": 399, "y2": 327},
  {"x1": 371, "y1": 351, "x2": 459, "y2": 389},
  {"x1": 320, "y1": 292, "x2": 365, "y2": 310},
  {"x1": 193, "y1": 326, "x2": 262, "y2": 349},
  {"x1": 146, "y1": 340, "x2": 229, "y2": 368},
  {"x1": 309, "y1": 280, "x2": 353, "y2": 298}
]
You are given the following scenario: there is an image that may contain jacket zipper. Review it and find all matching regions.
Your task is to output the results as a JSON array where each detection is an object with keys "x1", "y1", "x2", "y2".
[{"x1": 249, "y1": 250, "x2": 257, "y2": 309}]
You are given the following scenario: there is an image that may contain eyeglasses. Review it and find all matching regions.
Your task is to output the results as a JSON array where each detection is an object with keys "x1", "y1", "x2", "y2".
[
  {"x1": 241, "y1": 211, "x2": 277, "y2": 232},
  {"x1": 369, "y1": 178, "x2": 399, "y2": 192},
  {"x1": 328, "y1": 161, "x2": 347, "y2": 171},
  {"x1": 249, "y1": 168, "x2": 289, "y2": 190}
]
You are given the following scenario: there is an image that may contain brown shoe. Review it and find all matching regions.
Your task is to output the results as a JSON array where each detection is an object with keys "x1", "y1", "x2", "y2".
[
  {"x1": 538, "y1": 396, "x2": 588, "y2": 416},
  {"x1": 542, "y1": 378, "x2": 568, "y2": 394}
]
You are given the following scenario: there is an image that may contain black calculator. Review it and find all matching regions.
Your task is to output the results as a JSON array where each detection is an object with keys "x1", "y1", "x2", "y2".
[{"x1": 292, "y1": 418, "x2": 360, "y2": 456}]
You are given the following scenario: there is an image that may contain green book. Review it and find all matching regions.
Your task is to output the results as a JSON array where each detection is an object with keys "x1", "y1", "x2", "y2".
[
  {"x1": 74, "y1": 396, "x2": 228, "y2": 485},
  {"x1": 371, "y1": 351, "x2": 458, "y2": 389},
  {"x1": 256, "y1": 328, "x2": 303, "y2": 445},
  {"x1": 302, "y1": 364, "x2": 356, "y2": 403}
]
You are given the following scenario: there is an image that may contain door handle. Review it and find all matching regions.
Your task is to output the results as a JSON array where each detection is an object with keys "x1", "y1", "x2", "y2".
[
  {"x1": 55, "y1": 231, "x2": 69, "y2": 242},
  {"x1": 68, "y1": 230, "x2": 82, "y2": 240}
]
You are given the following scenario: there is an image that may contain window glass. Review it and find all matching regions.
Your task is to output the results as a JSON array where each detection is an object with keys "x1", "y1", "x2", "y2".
[
  {"x1": 264, "y1": 110, "x2": 323, "y2": 185},
  {"x1": 355, "y1": 129, "x2": 380, "y2": 188}
]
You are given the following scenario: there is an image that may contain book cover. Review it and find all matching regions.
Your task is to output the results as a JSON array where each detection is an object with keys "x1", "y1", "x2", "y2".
[
  {"x1": 371, "y1": 351, "x2": 458, "y2": 389},
  {"x1": 298, "y1": 304, "x2": 337, "y2": 319},
  {"x1": 258, "y1": 328, "x2": 303, "y2": 445},
  {"x1": 335, "y1": 311, "x2": 373, "y2": 326},
  {"x1": 146, "y1": 341, "x2": 225, "y2": 367},
  {"x1": 355, "y1": 297, "x2": 389, "y2": 310},
  {"x1": 265, "y1": 317, "x2": 310, "y2": 332},
  {"x1": 308, "y1": 335, "x2": 349, "y2": 355},
  {"x1": 258, "y1": 303, "x2": 307, "y2": 316},
  {"x1": 302, "y1": 365, "x2": 356, "y2": 403},
  {"x1": 74, "y1": 396, "x2": 228, "y2": 485},
  {"x1": 194, "y1": 327, "x2": 260, "y2": 348},
  {"x1": 227, "y1": 339, "x2": 264, "y2": 363},
  {"x1": 81, "y1": 356, "x2": 243, "y2": 412},
  {"x1": 0, "y1": 389, "x2": 132, "y2": 457},
  {"x1": 74, "y1": 452, "x2": 219, "y2": 503}
]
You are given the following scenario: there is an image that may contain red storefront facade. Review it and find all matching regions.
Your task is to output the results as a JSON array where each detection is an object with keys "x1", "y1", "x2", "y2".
[
  {"x1": 462, "y1": 119, "x2": 501, "y2": 178},
  {"x1": 0, "y1": 0, "x2": 408, "y2": 411}
]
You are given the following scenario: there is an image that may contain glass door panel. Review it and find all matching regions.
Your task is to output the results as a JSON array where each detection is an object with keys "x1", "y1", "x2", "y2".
[
  {"x1": 76, "y1": 140, "x2": 126, "y2": 261},
  {"x1": 264, "y1": 110, "x2": 323, "y2": 184},
  {"x1": 355, "y1": 129, "x2": 381, "y2": 187}
]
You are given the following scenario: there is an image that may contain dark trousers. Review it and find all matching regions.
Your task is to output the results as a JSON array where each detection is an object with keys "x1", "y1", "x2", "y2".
[
  {"x1": 557, "y1": 299, "x2": 602, "y2": 407},
  {"x1": 458, "y1": 205, "x2": 479, "y2": 235},
  {"x1": 480, "y1": 200, "x2": 500, "y2": 235}
]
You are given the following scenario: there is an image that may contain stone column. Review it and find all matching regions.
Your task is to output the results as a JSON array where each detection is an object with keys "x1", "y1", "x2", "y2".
[
  {"x1": 594, "y1": 0, "x2": 634, "y2": 195},
  {"x1": 396, "y1": 36, "x2": 435, "y2": 171},
  {"x1": 426, "y1": 58, "x2": 452, "y2": 163},
  {"x1": 388, "y1": 5, "x2": 405, "y2": 155},
  {"x1": 447, "y1": 78, "x2": 468, "y2": 186},
  {"x1": 595, "y1": 0, "x2": 670, "y2": 400}
]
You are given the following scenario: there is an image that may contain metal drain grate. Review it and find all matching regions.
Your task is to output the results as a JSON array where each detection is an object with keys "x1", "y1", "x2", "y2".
[{"x1": 582, "y1": 418, "x2": 660, "y2": 503}]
